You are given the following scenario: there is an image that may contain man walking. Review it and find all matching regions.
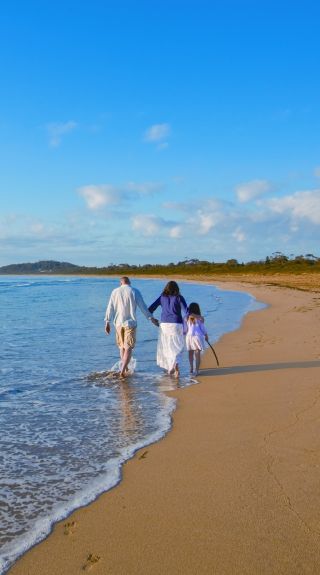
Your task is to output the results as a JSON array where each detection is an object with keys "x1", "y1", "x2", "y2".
[{"x1": 104, "y1": 277, "x2": 158, "y2": 377}]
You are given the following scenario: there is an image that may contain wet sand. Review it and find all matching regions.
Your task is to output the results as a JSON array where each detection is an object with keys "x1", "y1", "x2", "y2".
[{"x1": 8, "y1": 280, "x2": 320, "y2": 574}]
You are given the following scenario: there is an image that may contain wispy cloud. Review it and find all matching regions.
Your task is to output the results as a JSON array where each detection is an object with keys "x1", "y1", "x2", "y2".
[
  {"x1": 46, "y1": 121, "x2": 77, "y2": 147},
  {"x1": 125, "y1": 181, "x2": 163, "y2": 195},
  {"x1": 77, "y1": 181, "x2": 164, "y2": 211},
  {"x1": 314, "y1": 167, "x2": 320, "y2": 178},
  {"x1": 144, "y1": 123, "x2": 171, "y2": 149},
  {"x1": 132, "y1": 214, "x2": 165, "y2": 236},
  {"x1": 77, "y1": 185, "x2": 121, "y2": 210},
  {"x1": 162, "y1": 201, "x2": 190, "y2": 212},
  {"x1": 169, "y1": 225, "x2": 183, "y2": 238},
  {"x1": 4, "y1": 181, "x2": 320, "y2": 267},
  {"x1": 132, "y1": 214, "x2": 178, "y2": 237},
  {"x1": 265, "y1": 189, "x2": 320, "y2": 225},
  {"x1": 232, "y1": 227, "x2": 246, "y2": 243},
  {"x1": 235, "y1": 179, "x2": 273, "y2": 203}
]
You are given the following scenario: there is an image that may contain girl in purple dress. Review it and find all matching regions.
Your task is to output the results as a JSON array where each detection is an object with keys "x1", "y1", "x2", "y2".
[{"x1": 184, "y1": 302, "x2": 208, "y2": 376}]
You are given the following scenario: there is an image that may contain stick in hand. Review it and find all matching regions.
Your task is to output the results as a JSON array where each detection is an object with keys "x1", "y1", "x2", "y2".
[{"x1": 207, "y1": 341, "x2": 219, "y2": 366}]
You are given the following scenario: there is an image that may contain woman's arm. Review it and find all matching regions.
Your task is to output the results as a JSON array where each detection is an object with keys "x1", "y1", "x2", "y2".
[
  {"x1": 148, "y1": 296, "x2": 161, "y2": 314},
  {"x1": 180, "y1": 295, "x2": 188, "y2": 314}
]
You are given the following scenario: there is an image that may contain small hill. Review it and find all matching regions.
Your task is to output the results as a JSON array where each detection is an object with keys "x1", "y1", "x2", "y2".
[{"x1": 0, "y1": 260, "x2": 80, "y2": 274}]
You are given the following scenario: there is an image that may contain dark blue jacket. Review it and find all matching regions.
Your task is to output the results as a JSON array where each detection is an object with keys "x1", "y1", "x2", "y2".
[{"x1": 148, "y1": 294, "x2": 188, "y2": 324}]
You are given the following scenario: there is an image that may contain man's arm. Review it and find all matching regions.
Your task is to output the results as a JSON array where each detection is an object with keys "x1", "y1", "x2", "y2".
[
  {"x1": 135, "y1": 290, "x2": 158, "y2": 325},
  {"x1": 104, "y1": 292, "x2": 115, "y2": 333}
]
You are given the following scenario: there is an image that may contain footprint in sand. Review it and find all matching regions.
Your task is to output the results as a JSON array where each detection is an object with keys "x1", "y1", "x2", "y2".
[
  {"x1": 63, "y1": 520, "x2": 77, "y2": 535},
  {"x1": 82, "y1": 553, "x2": 101, "y2": 571},
  {"x1": 139, "y1": 450, "x2": 148, "y2": 460}
]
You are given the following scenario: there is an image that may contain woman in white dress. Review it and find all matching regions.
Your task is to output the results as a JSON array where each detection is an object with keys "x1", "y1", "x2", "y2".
[{"x1": 148, "y1": 281, "x2": 188, "y2": 377}]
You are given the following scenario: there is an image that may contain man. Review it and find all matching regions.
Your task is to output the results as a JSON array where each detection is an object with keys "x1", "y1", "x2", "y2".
[{"x1": 104, "y1": 276, "x2": 158, "y2": 377}]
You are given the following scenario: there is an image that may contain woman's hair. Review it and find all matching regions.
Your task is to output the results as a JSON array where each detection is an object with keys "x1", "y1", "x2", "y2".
[
  {"x1": 162, "y1": 280, "x2": 180, "y2": 296},
  {"x1": 188, "y1": 302, "x2": 201, "y2": 315}
]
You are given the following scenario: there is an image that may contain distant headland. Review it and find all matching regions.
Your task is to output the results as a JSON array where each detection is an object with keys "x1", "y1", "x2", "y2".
[{"x1": 0, "y1": 254, "x2": 319, "y2": 279}]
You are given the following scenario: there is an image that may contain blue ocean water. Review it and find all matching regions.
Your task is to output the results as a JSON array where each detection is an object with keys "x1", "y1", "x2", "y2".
[{"x1": 0, "y1": 276, "x2": 264, "y2": 573}]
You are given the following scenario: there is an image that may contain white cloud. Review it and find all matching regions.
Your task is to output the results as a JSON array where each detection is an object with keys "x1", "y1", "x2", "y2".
[
  {"x1": 144, "y1": 123, "x2": 170, "y2": 143},
  {"x1": 266, "y1": 189, "x2": 320, "y2": 225},
  {"x1": 46, "y1": 121, "x2": 77, "y2": 147},
  {"x1": 169, "y1": 225, "x2": 183, "y2": 238},
  {"x1": 193, "y1": 209, "x2": 222, "y2": 235},
  {"x1": 232, "y1": 227, "x2": 246, "y2": 242},
  {"x1": 132, "y1": 214, "x2": 180, "y2": 237},
  {"x1": 132, "y1": 214, "x2": 163, "y2": 236},
  {"x1": 77, "y1": 185, "x2": 120, "y2": 210},
  {"x1": 198, "y1": 213, "x2": 216, "y2": 235},
  {"x1": 235, "y1": 179, "x2": 273, "y2": 203}
]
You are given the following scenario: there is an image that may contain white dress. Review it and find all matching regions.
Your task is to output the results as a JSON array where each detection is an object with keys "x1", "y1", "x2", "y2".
[
  {"x1": 157, "y1": 323, "x2": 185, "y2": 372},
  {"x1": 184, "y1": 316, "x2": 207, "y2": 351}
]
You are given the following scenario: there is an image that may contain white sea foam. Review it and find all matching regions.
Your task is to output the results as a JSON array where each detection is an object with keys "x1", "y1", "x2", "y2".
[{"x1": 0, "y1": 393, "x2": 176, "y2": 575}]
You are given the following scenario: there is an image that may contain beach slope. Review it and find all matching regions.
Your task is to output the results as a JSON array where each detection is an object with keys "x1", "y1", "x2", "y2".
[{"x1": 9, "y1": 282, "x2": 320, "y2": 574}]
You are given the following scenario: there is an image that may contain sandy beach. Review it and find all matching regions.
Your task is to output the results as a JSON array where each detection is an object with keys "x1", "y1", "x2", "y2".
[{"x1": 8, "y1": 279, "x2": 320, "y2": 575}]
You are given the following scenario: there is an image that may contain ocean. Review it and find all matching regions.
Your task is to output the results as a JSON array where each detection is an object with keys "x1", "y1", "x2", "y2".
[{"x1": 0, "y1": 276, "x2": 264, "y2": 573}]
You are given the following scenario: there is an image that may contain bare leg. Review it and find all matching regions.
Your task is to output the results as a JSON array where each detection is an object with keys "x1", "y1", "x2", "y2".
[
  {"x1": 174, "y1": 363, "x2": 180, "y2": 378},
  {"x1": 188, "y1": 350, "x2": 194, "y2": 373},
  {"x1": 120, "y1": 347, "x2": 133, "y2": 377},
  {"x1": 118, "y1": 347, "x2": 125, "y2": 373},
  {"x1": 194, "y1": 350, "x2": 201, "y2": 375}
]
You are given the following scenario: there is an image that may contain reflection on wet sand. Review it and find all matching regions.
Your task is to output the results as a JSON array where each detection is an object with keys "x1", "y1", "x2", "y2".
[{"x1": 118, "y1": 382, "x2": 141, "y2": 443}]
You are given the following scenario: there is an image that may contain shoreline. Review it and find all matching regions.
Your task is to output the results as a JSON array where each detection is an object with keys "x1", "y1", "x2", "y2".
[
  {"x1": 1, "y1": 272, "x2": 320, "y2": 293},
  {"x1": 7, "y1": 280, "x2": 320, "y2": 574}
]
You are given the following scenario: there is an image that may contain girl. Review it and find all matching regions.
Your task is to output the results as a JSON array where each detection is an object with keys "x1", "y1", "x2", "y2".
[
  {"x1": 184, "y1": 302, "x2": 209, "y2": 376},
  {"x1": 149, "y1": 281, "x2": 188, "y2": 378}
]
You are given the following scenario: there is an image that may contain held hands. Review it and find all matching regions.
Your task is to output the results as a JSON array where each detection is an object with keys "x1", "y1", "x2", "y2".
[{"x1": 151, "y1": 317, "x2": 160, "y2": 327}]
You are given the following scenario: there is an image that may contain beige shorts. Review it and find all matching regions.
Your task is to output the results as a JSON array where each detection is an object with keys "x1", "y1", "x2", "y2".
[{"x1": 116, "y1": 326, "x2": 136, "y2": 350}]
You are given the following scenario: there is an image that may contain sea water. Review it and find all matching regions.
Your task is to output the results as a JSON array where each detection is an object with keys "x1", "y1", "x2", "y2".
[{"x1": 0, "y1": 276, "x2": 264, "y2": 573}]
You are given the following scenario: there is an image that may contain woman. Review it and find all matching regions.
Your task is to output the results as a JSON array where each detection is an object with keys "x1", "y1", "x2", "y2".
[{"x1": 149, "y1": 281, "x2": 188, "y2": 377}]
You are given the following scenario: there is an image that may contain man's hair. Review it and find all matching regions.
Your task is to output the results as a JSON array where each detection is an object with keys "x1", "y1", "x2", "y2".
[{"x1": 120, "y1": 276, "x2": 131, "y2": 285}]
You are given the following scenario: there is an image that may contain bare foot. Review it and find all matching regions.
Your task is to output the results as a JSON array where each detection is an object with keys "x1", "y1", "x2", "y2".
[{"x1": 174, "y1": 366, "x2": 180, "y2": 379}]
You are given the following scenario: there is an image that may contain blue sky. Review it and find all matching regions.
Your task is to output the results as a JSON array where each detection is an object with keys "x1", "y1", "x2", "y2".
[{"x1": 1, "y1": 0, "x2": 320, "y2": 266}]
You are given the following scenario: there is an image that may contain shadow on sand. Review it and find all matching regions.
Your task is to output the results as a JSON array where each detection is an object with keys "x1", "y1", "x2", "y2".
[{"x1": 200, "y1": 359, "x2": 320, "y2": 378}]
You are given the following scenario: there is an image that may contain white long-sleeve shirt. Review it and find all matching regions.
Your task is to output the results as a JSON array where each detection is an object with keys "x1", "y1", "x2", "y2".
[{"x1": 104, "y1": 284, "x2": 152, "y2": 328}]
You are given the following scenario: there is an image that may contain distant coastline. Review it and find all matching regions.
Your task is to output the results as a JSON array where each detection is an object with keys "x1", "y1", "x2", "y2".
[{"x1": 1, "y1": 256, "x2": 320, "y2": 293}]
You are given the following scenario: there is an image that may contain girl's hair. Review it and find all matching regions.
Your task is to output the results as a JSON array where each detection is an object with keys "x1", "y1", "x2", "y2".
[
  {"x1": 188, "y1": 302, "x2": 201, "y2": 315},
  {"x1": 162, "y1": 280, "x2": 180, "y2": 296}
]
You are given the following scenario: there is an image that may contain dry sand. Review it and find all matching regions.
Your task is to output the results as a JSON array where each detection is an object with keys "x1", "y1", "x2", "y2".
[{"x1": 8, "y1": 280, "x2": 320, "y2": 575}]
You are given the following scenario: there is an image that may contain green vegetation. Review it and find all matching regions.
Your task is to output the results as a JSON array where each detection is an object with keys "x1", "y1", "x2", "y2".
[{"x1": 1, "y1": 253, "x2": 320, "y2": 276}]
